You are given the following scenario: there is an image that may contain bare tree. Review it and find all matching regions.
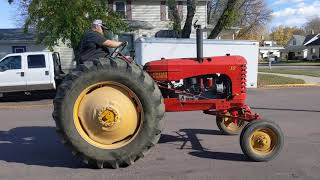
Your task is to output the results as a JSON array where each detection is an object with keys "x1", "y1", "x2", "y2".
[
  {"x1": 236, "y1": 0, "x2": 272, "y2": 40},
  {"x1": 181, "y1": 0, "x2": 198, "y2": 38},
  {"x1": 304, "y1": 17, "x2": 320, "y2": 34}
]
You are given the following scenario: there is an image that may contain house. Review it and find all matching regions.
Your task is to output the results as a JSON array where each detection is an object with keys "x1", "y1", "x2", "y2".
[
  {"x1": 259, "y1": 40, "x2": 284, "y2": 61},
  {"x1": 263, "y1": 41, "x2": 277, "y2": 47},
  {"x1": 0, "y1": 29, "x2": 45, "y2": 58},
  {"x1": 281, "y1": 35, "x2": 307, "y2": 60},
  {"x1": 303, "y1": 33, "x2": 320, "y2": 60},
  {"x1": 259, "y1": 46, "x2": 284, "y2": 61},
  {"x1": 213, "y1": 27, "x2": 241, "y2": 40},
  {"x1": 108, "y1": 0, "x2": 209, "y2": 39},
  {"x1": 0, "y1": 29, "x2": 74, "y2": 72},
  {"x1": 0, "y1": 1, "x2": 209, "y2": 69}
]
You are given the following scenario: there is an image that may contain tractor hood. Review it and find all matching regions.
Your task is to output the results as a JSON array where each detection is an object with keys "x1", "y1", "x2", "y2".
[{"x1": 144, "y1": 56, "x2": 247, "y2": 81}]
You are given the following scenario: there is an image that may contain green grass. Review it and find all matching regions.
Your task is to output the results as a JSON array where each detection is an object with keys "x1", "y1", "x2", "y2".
[
  {"x1": 259, "y1": 60, "x2": 320, "y2": 66},
  {"x1": 259, "y1": 68, "x2": 320, "y2": 77},
  {"x1": 258, "y1": 74, "x2": 305, "y2": 87}
]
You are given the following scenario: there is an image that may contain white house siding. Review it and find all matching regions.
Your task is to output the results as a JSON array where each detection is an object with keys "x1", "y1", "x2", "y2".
[
  {"x1": 53, "y1": 42, "x2": 75, "y2": 72},
  {"x1": 0, "y1": 42, "x2": 46, "y2": 59},
  {"x1": 306, "y1": 46, "x2": 320, "y2": 60},
  {"x1": 131, "y1": 0, "x2": 208, "y2": 38}
]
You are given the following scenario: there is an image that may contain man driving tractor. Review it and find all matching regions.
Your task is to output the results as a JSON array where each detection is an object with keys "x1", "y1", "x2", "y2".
[{"x1": 78, "y1": 19, "x2": 124, "y2": 64}]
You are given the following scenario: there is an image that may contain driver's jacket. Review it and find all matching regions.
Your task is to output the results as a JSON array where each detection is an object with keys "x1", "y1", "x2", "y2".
[{"x1": 78, "y1": 30, "x2": 110, "y2": 64}]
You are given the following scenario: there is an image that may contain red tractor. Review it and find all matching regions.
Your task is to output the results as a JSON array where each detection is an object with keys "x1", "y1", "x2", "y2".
[{"x1": 52, "y1": 25, "x2": 284, "y2": 169}]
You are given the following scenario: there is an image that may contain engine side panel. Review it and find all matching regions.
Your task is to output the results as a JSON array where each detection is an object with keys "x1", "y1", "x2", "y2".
[{"x1": 144, "y1": 56, "x2": 248, "y2": 112}]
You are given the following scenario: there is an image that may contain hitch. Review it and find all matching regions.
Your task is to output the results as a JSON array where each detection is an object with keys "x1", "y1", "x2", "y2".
[{"x1": 203, "y1": 105, "x2": 261, "y2": 122}]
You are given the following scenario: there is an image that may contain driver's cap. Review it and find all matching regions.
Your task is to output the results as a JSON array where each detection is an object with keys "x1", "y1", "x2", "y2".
[{"x1": 92, "y1": 19, "x2": 108, "y2": 30}]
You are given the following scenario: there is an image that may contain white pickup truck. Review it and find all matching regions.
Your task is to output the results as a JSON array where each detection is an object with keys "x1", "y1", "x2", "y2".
[{"x1": 0, "y1": 51, "x2": 65, "y2": 97}]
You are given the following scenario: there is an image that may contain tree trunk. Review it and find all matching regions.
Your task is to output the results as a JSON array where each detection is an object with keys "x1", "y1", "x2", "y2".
[
  {"x1": 181, "y1": 0, "x2": 197, "y2": 38},
  {"x1": 168, "y1": 0, "x2": 182, "y2": 36},
  {"x1": 208, "y1": 0, "x2": 238, "y2": 39}
]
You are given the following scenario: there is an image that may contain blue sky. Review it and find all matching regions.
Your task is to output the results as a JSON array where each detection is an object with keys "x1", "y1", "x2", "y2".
[
  {"x1": 0, "y1": 0, "x2": 17, "y2": 28},
  {"x1": 0, "y1": 0, "x2": 320, "y2": 29},
  {"x1": 268, "y1": 0, "x2": 320, "y2": 28}
]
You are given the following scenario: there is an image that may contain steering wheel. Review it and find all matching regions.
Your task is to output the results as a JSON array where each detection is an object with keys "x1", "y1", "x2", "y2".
[{"x1": 110, "y1": 41, "x2": 128, "y2": 58}]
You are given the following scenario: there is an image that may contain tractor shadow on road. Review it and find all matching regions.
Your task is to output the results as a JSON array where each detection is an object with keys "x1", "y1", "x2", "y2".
[
  {"x1": 0, "y1": 126, "x2": 85, "y2": 168},
  {"x1": 159, "y1": 129, "x2": 248, "y2": 162}
]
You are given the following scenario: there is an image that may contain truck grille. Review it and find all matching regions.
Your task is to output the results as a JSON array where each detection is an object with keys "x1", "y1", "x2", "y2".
[{"x1": 241, "y1": 65, "x2": 247, "y2": 93}]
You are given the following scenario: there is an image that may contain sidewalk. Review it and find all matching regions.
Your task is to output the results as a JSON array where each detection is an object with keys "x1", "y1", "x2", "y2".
[{"x1": 259, "y1": 72, "x2": 320, "y2": 84}]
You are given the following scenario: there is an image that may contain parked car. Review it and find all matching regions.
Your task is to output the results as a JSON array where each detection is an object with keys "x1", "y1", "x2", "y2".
[{"x1": 0, "y1": 51, "x2": 65, "y2": 97}]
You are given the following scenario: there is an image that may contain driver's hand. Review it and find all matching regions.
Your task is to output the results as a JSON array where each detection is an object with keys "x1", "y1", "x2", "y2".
[{"x1": 122, "y1": 41, "x2": 128, "y2": 46}]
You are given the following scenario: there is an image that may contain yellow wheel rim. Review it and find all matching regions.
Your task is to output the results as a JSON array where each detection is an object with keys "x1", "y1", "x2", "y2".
[
  {"x1": 73, "y1": 82, "x2": 143, "y2": 150},
  {"x1": 250, "y1": 128, "x2": 277, "y2": 155},
  {"x1": 222, "y1": 113, "x2": 244, "y2": 132}
]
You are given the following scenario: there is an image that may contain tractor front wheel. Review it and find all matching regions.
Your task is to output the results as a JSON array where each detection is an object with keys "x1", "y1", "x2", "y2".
[
  {"x1": 53, "y1": 58, "x2": 165, "y2": 168},
  {"x1": 216, "y1": 113, "x2": 246, "y2": 135},
  {"x1": 240, "y1": 120, "x2": 284, "y2": 162}
]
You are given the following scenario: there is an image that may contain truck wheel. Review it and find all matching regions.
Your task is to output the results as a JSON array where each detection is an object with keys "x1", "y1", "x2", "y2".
[
  {"x1": 216, "y1": 113, "x2": 246, "y2": 135},
  {"x1": 240, "y1": 120, "x2": 284, "y2": 162},
  {"x1": 52, "y1": 58, "x2": 165, "y2": 168}
]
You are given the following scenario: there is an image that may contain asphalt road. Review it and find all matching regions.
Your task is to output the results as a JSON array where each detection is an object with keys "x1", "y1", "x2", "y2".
[{"x1": 0, "y1": 87, "x2": 320, "y2": 180}]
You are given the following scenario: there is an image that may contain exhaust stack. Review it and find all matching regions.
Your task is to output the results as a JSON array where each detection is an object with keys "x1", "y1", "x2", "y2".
[{"x1": 195, "y1": 22, "x2": 203, "y2": 62}]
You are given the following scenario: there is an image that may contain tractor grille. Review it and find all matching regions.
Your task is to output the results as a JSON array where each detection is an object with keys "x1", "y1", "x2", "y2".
[{"x1": 241, "y1": 65, "x2": 247, "y2": 93}]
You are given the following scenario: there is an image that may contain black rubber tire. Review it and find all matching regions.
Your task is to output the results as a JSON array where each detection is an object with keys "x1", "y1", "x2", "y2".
[
  {"x1": 240, "y1": 120, "x2": 284, "y2": 162},
  {"x1": 52, "y1": 58, "x2": 165, "y2": 169},
  {"x1": 216, "y1": 116, "x2": 246, "y2": 135}
]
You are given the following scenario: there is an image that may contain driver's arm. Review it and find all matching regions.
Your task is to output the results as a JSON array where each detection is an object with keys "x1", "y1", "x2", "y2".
[{"x1": 103, "y1": 40, "x2": 122, "y2": 48}]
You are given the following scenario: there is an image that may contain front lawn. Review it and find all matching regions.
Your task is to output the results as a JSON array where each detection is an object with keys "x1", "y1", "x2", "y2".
[
  {"x1": 258, "y1": 74, "x2": 305, "y2": 87},
  {"x1": 259, "y1": 60, "x2": 320, "y2": 66}
]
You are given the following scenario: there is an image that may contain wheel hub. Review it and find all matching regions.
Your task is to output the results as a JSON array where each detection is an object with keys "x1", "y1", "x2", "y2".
[
  {"x1": 98, "y1": 107, "x2": 120, "y2": 129},
  {"x1": 250, "y1": 129, "x2": 275, "y2": 154},
  {"x1": 73, "y1": 82, "x2": 143, "y2": 149}
]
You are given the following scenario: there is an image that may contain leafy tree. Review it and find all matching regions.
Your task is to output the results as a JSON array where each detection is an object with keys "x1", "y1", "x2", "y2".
[
  {"x1": 207, "y1": 0, "x2": 238, "y2": 39},
  {"x1": 8, "y1": 0, "x2": 127, "y2": 51},
  {"x1": 270, "y1": 26, "x2": 305, "y2": 46}
]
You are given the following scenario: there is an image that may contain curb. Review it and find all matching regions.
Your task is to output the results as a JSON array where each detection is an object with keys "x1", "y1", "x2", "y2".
[
  {"x1": 0, "y1": 103, "x2": 52, "y2": 110},
  {"x1": 260, "y1": 84, "x2": 320, "y2": 88}
]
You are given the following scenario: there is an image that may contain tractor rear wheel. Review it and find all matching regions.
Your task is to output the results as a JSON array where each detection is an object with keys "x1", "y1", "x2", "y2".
[
  {"x1": 240, "y1": 120, "x2": 284, "y2": 162},
  {"x1": 52, "y1": 58, "x2": 165, "y2": 168},
  {"x1": 216, "y1": 113, "x2": 246, "y2": 135}
]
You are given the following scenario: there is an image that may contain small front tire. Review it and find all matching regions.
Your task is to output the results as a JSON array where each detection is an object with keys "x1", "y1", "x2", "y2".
[
  {"x1": 240, "y1": 120, "x2": 284, "y2": 162},
  {"x1": 216, "y1": 113, "x2": 246, "y2": 135}
]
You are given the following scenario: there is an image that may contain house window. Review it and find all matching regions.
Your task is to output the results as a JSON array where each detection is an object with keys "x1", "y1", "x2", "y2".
[
  {"x1": 12, "y1": 46, "x2": 26, "y2": 53},
  {"x1": 312, "y1": 48, "x2": 316, "y2": 54},
  {"x1": 27, "y1": 55, "x2": 46, "y2": 69},
  {"x1": 0, "y1": 56, "x2": 22, "y2": 70},
  {"x1": 293, "y1": 39, "x2": 296, "y2": 46},
  {"x1": 114, "y1": 1, "x2": 126, "y2": 18}
]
